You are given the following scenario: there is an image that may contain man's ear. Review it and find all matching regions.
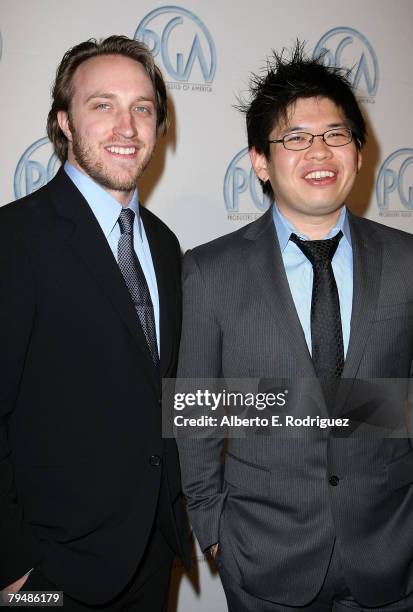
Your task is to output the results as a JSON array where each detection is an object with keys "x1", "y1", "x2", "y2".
[
  {"x1": 57, "y1": 110, "x2": 73, "y2": 143},
  {"x1": 357, "y1": 148, "x2": 362, "y2": 173},
  {"x1": 249, "y1": 147, "x2": 270, "y2": 182}
]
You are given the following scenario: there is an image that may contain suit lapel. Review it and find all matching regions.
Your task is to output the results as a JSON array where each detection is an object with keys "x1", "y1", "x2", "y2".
[
  {"x1": 342, "y1": 214, "x2": 383, "y2": 378},
  {"x1": 47, "y1": 169, "x2": 158, "y2": 387},
  {"x1": 140, "y1": 207, "x2": 175, "y2": 378},
  {"x1": 334, "y1": 213, "x2": 383, "y2": 416},
  {"x1": 242, "y1": 208, "x2": 315, "y2": 375}
]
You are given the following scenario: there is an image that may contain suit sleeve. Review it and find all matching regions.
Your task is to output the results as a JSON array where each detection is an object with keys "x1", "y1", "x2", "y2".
[
  {"x1": 0, "y1": 216, "x2": 43, "y2": 588},
  {"x1": 176, "y1": 250, "x2": 226, "y2": 552}
]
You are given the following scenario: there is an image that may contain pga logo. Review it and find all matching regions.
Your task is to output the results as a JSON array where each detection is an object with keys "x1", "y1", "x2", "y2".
[
  {"x1": 376, "y1": 149, "x2": 413, "y2": 212},
  {"x1": 134, "y1": 6, "x2": 216, "y2": 84},
  {"x1": 313, "y1": 27, "x2": 378, "y2": 99},
  {"x1": 14, "y1": 137, "x2": 60, "y2": 199},
  {"x1": 223, "y1": 148, "x2": 272, "y2": 217}
]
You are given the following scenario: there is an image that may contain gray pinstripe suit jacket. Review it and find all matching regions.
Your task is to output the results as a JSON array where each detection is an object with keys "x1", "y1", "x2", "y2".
[{"x1": 177, "y1": 207, "x2": 413, "y2": 607}]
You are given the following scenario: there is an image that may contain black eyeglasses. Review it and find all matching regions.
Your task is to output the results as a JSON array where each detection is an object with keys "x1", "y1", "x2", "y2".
[{"x1": 268, "y1": 127, "x2": 353, "y2": 151}]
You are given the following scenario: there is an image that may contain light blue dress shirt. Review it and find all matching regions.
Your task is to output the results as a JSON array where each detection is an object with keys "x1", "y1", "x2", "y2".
[
  {"x1": 272, "y1": 203, "x2": 353, "y2": 357},
  {"x1": 64, "y1": 162, "x2": 160, "y2": 354}
]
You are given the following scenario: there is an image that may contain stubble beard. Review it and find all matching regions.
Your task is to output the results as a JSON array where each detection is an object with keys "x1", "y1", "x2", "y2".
[{"x1": 70, "y1": 128, "x2": 153, "y2": 194}]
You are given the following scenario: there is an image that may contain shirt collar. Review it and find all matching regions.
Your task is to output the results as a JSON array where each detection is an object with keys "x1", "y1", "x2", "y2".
[
  {"x1": 64, "y1": 161, "x2": 142, "y2": 240},
  {"x1": 272, "y1": 202, "x2": 352, "y2": 252}
]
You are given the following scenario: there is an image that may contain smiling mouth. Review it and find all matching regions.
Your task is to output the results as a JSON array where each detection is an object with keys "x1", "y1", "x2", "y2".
[
  {"x1": 304, "y1": 170, "x2": 336, "y2": 180},
  {"x1": 106, "y1": 146, "x2": 137, "y2": 155}
]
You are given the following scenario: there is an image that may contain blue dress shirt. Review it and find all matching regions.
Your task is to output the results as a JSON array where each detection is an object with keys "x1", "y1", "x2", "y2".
[
  {"x1": 64, "y1": 162, "x2": 160, "y2": 353},
  {"x1": 272, "y1": 203, "x2": 353, "y2": 357}
]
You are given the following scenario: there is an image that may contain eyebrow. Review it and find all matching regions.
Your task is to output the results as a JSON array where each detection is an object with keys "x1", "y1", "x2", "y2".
[
  {"x1": 85, "y1": 92, "x2": 155, "y2": 104},
  {"x1": 282, "y1": 122, "x2": 347, "y2": 134}
]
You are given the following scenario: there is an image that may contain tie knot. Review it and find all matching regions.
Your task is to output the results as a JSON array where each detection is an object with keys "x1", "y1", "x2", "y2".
[
  {"x1": 118, "y1": 208, "x2": 135, "y2": 235},
  {"x1": 290, "y1": 231, "x2": 343, "y2": 266}
]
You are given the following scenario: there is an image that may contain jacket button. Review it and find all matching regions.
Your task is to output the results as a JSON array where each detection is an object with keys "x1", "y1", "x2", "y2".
[
  {"x1": 329, "y1": 475, "x2": 340, "y2": 486},
  {"x1": 149, "y1": 455, "x2": 162, "y2": 467}
]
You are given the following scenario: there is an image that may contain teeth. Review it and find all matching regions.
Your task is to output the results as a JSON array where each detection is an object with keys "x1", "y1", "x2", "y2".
[
  {"x1": 107, "y1": 146, "x2": 136, "y2": 155},
  {"x1": 305, "y1": 170, "x2": 335, "y2": 180}
]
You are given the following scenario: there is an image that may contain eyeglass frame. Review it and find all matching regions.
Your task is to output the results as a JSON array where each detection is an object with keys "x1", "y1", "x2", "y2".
[{"x1": 268, "y1": 127, "x2": 354, "y2": 151}]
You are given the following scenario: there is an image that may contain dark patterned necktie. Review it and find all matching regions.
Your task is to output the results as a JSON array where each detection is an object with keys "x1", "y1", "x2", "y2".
[
  {"x1": 118, "y1": 208, "x2": 159, "y2": 367},
  {"x1": 290, "y1": 231, "x2": 344, "y2": 406}
]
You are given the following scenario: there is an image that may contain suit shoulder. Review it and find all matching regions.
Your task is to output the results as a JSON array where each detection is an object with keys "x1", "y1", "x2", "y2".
[
  {"x1": 0, "y1": 185, "x2": 52, "y2": 238},
  {"x1": 187, "y1": 217, "x2": 259, "y2": 265},
  {"x1": 140, "y1": 205, "x2": 180, "y2": 250},
  {"x1": 353, "y1": 215, "x2": 413, "y2": 246}
]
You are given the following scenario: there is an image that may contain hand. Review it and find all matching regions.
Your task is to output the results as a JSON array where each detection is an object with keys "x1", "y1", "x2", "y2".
[
  {"x1": 1, "y1": 574, "x2": 29, "y2": 601},
  {"x1": 208, "y1": 543, "x2": 219, "y2": 559}
]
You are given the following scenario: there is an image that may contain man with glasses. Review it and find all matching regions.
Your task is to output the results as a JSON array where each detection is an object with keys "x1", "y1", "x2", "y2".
[{"x1": 177, "y1": 43, "x2": 413, "y2": 610}]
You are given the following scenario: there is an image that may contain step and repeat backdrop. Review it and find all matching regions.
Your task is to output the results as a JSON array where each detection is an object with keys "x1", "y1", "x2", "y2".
[{"x1": 1, "y1": 1, "x2": 412, "y2": 610}]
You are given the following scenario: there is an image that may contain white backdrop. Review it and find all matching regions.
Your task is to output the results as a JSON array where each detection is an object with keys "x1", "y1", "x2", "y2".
[{"x1": 1, "y1": 1, "x2": 413, "y2": 609}]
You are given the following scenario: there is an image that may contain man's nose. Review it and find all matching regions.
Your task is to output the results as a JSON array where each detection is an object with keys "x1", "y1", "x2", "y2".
[
  {"x1": 304, "y1": 135, "x2": 333, "y2": 159},
  {"x1": 113, "y1": 110, "x2": 137, "y2": 138}
]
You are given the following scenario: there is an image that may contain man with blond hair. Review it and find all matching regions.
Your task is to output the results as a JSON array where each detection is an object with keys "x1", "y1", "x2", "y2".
[{"x1": 0, "y1": 35, "x2": 189, "y2": 610}]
